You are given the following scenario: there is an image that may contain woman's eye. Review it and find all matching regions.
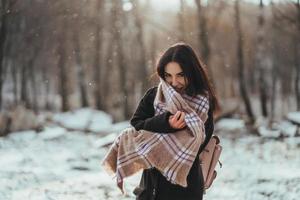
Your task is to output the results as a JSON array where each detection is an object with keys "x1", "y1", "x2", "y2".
[{"x1": 178, "y1": 73, "x2": 184, "y2": 77}]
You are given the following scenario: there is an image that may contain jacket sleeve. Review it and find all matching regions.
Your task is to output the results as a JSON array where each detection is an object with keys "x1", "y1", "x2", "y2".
[{"x1": 130, "y1": 87, "x2": 178, "y2": 133}]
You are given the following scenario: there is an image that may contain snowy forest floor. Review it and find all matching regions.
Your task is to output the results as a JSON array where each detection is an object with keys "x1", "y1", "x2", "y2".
[{"x1": 0, "y1": 109, "x2": 299, "y2": 200}]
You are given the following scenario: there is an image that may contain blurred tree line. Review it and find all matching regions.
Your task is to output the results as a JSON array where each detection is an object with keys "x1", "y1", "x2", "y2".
[{"x1": 0, "y1": 0, "x2": 299, "y2": 124}]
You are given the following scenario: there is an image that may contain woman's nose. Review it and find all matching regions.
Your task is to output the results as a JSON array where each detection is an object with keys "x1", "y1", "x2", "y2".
[{"x1": 171, "y1": 77, "x2": 179, "y2": 86}]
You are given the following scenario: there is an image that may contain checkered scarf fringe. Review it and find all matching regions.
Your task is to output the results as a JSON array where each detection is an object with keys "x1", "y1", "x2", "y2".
[{"x1": 101, "y1": 79, "x2": 210, "y2": 193}]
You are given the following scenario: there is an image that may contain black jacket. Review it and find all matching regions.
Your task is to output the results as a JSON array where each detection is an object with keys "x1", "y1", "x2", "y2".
[{"x1": 130, "y1": 87, "x2": 214, "y2": 200}]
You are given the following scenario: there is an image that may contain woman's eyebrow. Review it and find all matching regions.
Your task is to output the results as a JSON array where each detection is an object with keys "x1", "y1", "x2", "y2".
[{"x1": 164, "y1": 71, "x2": 184, "y2": 75}]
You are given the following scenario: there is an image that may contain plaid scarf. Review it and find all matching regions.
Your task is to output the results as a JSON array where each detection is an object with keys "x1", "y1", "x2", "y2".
[{"x1": 101, "y1": 79, "x2": 209, "y2": 193}]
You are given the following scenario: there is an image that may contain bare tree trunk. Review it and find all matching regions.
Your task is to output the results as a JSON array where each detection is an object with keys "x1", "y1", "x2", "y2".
[
  {"x1": 4, "y1": 11, "x2": 18, "y2": 106},
  {"x1": 8, "y1": 13, "x2": 19, "y2": 106},
  {"x1": 41, "y1": 63, "x2": 51, "y2": 110},
  {"x1": 295, "y1": 0, "x2": 300, "y2": 110},
  {"x1": 150, "y1": 31, "x2": 157, "y2": 83},
  {"x1": 11, "y1": 63, "x2": 18, "y2": 105},
  {"x1": 270, "y1": 1, "x2": 279, "y2": 122},
  {"x1": 28, "y1": 40, "x2": 43, "y2": 113},
  {"x1": 93, "y1": 0, "x2": 104, "y2": 110},
  {"x1": 256, "y1": 0, "x2": 268, "y2": 117},
  {"x1": 20, "y1": 14, "x2": 31, "y2": 108},
  {"x1": 0, "y1": 0, "x2": 18, "y2": 109},
  {"x1": 102, "y1": 0, "x2": 123, "y2": 117},
  {"x1": 28, "y1": 59, "x2": 38, "y2": 113},
  {"x1": 57, "y1": 27, "x2": 70, "y2": 112},
  {"x1": 102, "y1": 2, "x2": 117, "y2": 108},
  {"x1": 102, "y1": 42, "x2": 114, "y2": 106},
  {"x1": 0, "y1": 0, "x2": 9, "y2": 109},
  {"x1": 178, "y1": 0, "x2": 186, "y2": 42},
  {"x1": 194, "y1": 0, "x2": 213, "y2": 82},
  {"x1": 294, "y1": 35, "x2": 300, "y2": 111},
  {"x1": 270, "y1": 62, "x2": 278, "y2": 122},
  {"x1": 20, "y1": 64, "x2": 29, "y2": 107},
  {"x1": 234, "y1": 0, "x2": 255, "y2": 125},
  {"x1": 113, "y1": 0, "x2": 130, "y2": 119},
  {"x1": 73, "y1": 30, "x2": 89, "y2": 108},
  {"x1": 131, "y1": 0, "x2": 149, "y2": 94}
]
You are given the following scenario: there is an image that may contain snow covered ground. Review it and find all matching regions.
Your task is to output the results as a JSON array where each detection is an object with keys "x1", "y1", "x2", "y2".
[{"x1": 0, "y1": 110, "x2": 299, "y2": 200}]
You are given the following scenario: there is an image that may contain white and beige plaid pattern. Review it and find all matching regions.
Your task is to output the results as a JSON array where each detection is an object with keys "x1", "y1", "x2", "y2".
[{"x1": 102, "y1": 79, "x2": 209, "y2": 192}]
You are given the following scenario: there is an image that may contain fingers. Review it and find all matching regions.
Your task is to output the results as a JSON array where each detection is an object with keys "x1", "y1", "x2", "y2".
[
  {"x1": 170, "y1": 114, "x2": 176, "y2": 123},
  {"x1": 169, "y1": 111, "x2": 187, "y2": 129},
  {"x1": 178, "y1": 112, "x2": 185, "y2": 122},
  {"x1": 173, "y1": 112, "x2": 185, "y2": 128},
  {"x1": 169, "y1": 114, "x2": 178, "y2": 128},
  {"x1": 174, "y1": 111, "x2": 181, "y2": 120},
  {"x1": 178, "y1": 121, "x2": 186, "y2": 128},
  {"x1": 170, "y1": 112, "x2": 181, "y2": 126},
  {"x1": 174, "y1": 112, "x2": 185, "y2": 124}
]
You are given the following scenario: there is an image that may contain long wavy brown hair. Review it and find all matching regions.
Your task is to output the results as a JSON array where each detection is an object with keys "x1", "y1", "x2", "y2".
[{"x1": 156, "y1": 43, "x2": 220, "y2": 114}]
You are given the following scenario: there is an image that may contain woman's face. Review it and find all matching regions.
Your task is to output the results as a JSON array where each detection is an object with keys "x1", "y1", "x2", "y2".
[{"x1": 164, "y1": 62, "x2": 188, "y2": 94}]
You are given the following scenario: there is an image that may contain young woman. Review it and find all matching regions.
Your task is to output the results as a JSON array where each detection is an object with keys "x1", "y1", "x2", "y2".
[{"x1": 130, "y1": 43, "x2": 219, "y2": 200}]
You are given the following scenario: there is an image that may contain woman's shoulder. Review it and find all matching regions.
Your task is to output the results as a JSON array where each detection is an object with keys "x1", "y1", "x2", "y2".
[
  {"x1": 142, "y1": 86, "x2": 158, "y2": 103},
  {"x1": 145, "y1": 86, "x2": 158, "y2": 95}
]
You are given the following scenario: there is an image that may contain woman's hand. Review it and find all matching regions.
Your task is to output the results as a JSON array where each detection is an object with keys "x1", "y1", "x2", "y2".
[{"x1": 168, "y1": 111, "x2": 187, "y2": 129}]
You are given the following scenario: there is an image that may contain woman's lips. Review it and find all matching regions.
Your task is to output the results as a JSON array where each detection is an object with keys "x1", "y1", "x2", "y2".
[
  {"x1": 171, "y1": 86, "x2": 183, "y2": 93},
  {"x1": 174, "y1": 88, "x2": 183, "y2": 93}
]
